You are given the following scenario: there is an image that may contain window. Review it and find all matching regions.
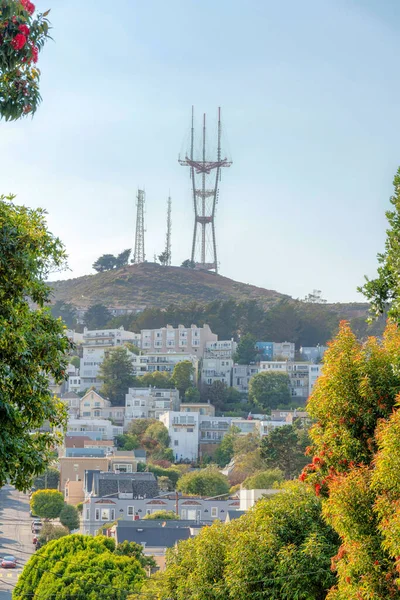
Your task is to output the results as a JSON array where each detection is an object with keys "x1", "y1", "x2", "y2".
[
  {"x1": 146, "y1": 509, "x2": 151, "y2": 515},
  {"x1": 95, "y1": 402, "x2": 101, "y2": 407},
  {"x1": 114, "y1": 464, "x2": 133, "y2": 473},
  {"x1": 127, "y1": 506, "x2": 134, "y2": 516},
  {"x1": 86, "y1": 509, "x2": 90, "y2": 520},
  {"x1": 174, "y1": 440, "x2": 179, "y2": 446},
  {"x1": 211, "y1": 507, "x2": 218, "y2": 518},
  {"x1": 187, "y1": 428, "x2": 194, "y2": 433},
  {"x1": 82, "y1": 411, "x2": 90, "y2": 417},
  {"x1": 101, "y1": 508, "x2": 110, "y2": 521},
  {"x1": 181, "y1": 509, "x2": 187, "y2": 519},
  {"x1": 95, "y1": 509, "x2": 100, "y2": 521},
  {"x1": 110, "y1": 509, "x2": 115, "y2": 520}
]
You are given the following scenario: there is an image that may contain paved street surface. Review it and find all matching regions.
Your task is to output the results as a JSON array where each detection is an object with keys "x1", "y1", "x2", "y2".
[{"x1": 0, "y1": 485, "x2": 33, "y2": 595}]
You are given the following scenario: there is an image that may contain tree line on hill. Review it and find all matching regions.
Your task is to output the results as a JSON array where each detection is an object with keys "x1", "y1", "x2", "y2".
[{"x1": 51, "y1": 297, "x2": 386, "y2": 347}]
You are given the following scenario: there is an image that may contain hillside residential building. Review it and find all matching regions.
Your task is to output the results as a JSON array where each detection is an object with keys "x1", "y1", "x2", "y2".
[
  {"x1": 201, "y1": 357, "x2": 233, "y2": 387},
  {"x1": 258, "y1": 361, "x2": 311, "y2": 400},
  {"x1": 204, "y1": 340, "x2": 237, "y2": 359},
  {"x1": 82, "y1": 471, "x2": 240, "y2": 535},
  {"x1": 309, "y1": 364, "x2": 323, "y2": 395},
  {"x1": 199, "y1": 416, "x2": 232, "y2": 456},
  {"x1": 180, "y1": 403, "x2": 215, "y2": 416},
  {"x1": 80, "y1": 327, "x2": 140, "y2": 390},
  {"x1": 124, "y1": 387, "x2": 180, "y2": 425},
  {"x1": 79, "y1": 390, "x2": 125, "y2": 425},
  {"x1": 67, "y1": 374, "x2": 81, "y2": 393},
  {"x1": 140, "y1": 324, "x2": 217, "y2": 357},
  {"x1": 255, "y1": 341, "x2": 295, "y2": 361},
  {"x1": 232, "y1": 364, "x2": 259, "y2": 393},
  {"x1": 66, "y1": 418, "x2": 123, "y2": 440},
  {"x1": 159, "y1": 411, "x2": 200, "y2": 461},
  {"x1": 300, "y1": 346, "x2": 328, "y2": 363},
  {"x1": 62, "y1": 392, "x2": 81, "y2": 418}
]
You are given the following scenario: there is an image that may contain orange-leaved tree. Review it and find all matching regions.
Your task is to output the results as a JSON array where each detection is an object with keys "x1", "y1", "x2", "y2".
[{"x1": 302, "y1": 320, "x2": 400, "y2": 599}]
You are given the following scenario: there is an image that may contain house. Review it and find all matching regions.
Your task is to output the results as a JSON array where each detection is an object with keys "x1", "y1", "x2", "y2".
[
  {"x1": 82, "y1": 471, "x2": 240, "y2": 535},
  {"x1": 199, "y1": 416, "x2": 233, "y2": 457},
  {"x1": 61, "y1": 392, "x2": 81, "y2": 418},
  {"x1": 258, "y1": 361, "x2": 311, "y2": 400},
  {"x1": 204, "y1": 340, "x2": 237, "y2": 359},
  {"x1": 124, "y1": 387, "x2": 180, "y2": 425},
  {"x1": 159, "y1": 411, "x2": 199, "y2": 461},
  {"x1": 225, "y1": 510, "x2": 245, "y2": 523},
  {"x1": 300, "y1": 346, "x2": 327, "y2": 364},
  {"x1": 140, "y1": 324, "x2": 217, "y2": 357},
  {"x1": 239, "y1": 488, "x2": 281, "y2": 510},
  {"x1": 232, "y1": 364, "x2": 259, "y2": 393},
  {"x1": 78, "y1": 389, "x2": 125, "y2": 425},
  {"x1": 308, "y1": 364, "x2": 323, "y2": 395},
  {"x1": 179, "y1": 403, "x2": 215, "y2": 416},
  {"x1": 66, "y1": 418, "x2": 123, "y2": 440},
  {"x1": 201, "y1": 357, "x2": 233, "y2": 387}
]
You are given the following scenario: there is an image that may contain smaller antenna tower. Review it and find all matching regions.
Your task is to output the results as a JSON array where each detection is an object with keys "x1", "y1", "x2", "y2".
[
  {"x1": 165, "y1": 194, "x2": 172, "y2": 266},
  {"x1": 133, "y1": 189, "x2": 146, "y2": 263}
]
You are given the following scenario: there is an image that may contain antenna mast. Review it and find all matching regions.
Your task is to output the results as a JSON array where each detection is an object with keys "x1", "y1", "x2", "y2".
[
  {"x1": 165, "y1": 194, "x2": 172, "y2": 266},
  {"x1": 133, "y1": 189, "x2": 146, "y2": 264},
  {"x1": 179, "y1": 107, "x2": 231, "y2": 273}
]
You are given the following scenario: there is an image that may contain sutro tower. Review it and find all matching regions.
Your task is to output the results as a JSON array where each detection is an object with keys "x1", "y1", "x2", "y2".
[
  {"x1": 179, "y1": 106, "x2": 232, "y2": 273},
  {"x1": 133, "y1": 189, "x2": 146, "y2": 263},
  {"x1": 165, "y1": 194, "x2": 172, "y2": 266}
]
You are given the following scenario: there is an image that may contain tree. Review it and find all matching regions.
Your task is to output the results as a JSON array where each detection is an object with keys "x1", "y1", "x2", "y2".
[
  {"x1": 14, "y1": 534, "x2": 145, "y2": 600},
  {"x1": 60, "y1": 504, "x2": 80, "y2": 532},
  {"x1": 98, "y1": 347, "x2": 135, "y2": 405},
  {"x1": 83, "y1": 304, "x2": 113, "y2": 329},
  {"x1": 358, "y1": 167, "x2": 400, "y2": 322},
  {"x1": 92, "y1": 254, "x2": 117, "y2": 272},
  {"x1": 214, "y1": 426, "x2": 241, "y2": 467},
  {"x1": 0, "y1": 197, "x2": 70, "y2": 491},
  {"x1": 38, "y1": 523, "x2": 69, "y2": 546},
  {"x1": 115, "y1": 433, "x2": 139, "y2": 451},
  {"x1": 249, "y1": 371, "x2": 291, "y2": 410},
  {"x1": 181, "y1": 259, "x2": 195, "y2": 268},
  {"x1": 70, "y1": 355, "x2": 80, "y2": 369},
  {"x1": 50, "y1": 300, "x2": 77, "y2": 329},
  {"x1": 261, "y1": 424, "x2": 309, "y2": 479},
  {"x1": 32, "y1": 467, "x2": 60, "y2": 490},
  {"x1": 30, "y1": 490, "x2": 65, "y2": 520},
  {"x1": 206, "y1": 380, "x2": 228, "y2": 411},
  {"x1": 158, "y1": 251, "x2": 170, "y2": 266},
  {"x1": 301, "y1": 321, "x2": 400, "y2": 598},
  {"x1": 234, "y1": 333, "x2": 257, "y2": 364},
  {"x1": 143, "y1": 510, "x2": 178, "y2": 520},
  {"x1": 139, "y1": 370, "x2": 173, "y2": 389},
  {"x1": 115, "y1": 248, "x2": 131, "y2": 268},
  {"x1": 241, "y1": 468, "x2": 284, "y2": 489},
  {"x1": 141, "y1": 483, "x2": 338, "y2": 600},
  {"x1": 302, "y1": 289, "x2": 327, "y2": 304},
  {"x1": 176, "y1": 467, "x2": 230, "y2": 497},
  {"x1": 171, "y1": 360, "x2": 194, "y2": 396},
  {"x1": 143, "y1": 422, "x2": 170, "y2": 448},
  {"x1": 184, "y1": 386, "x2": 201, "y2": 402}
]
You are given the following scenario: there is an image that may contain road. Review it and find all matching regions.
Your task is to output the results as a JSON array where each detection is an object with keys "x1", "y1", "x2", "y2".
[{"x1": 0, "y1": 485, "x2": 34, "y2": 595}]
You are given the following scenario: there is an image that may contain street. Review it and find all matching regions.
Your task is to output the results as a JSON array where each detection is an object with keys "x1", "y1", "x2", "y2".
[{"x1": 0, "y1": 485, "x2": 33, "y2": 595}]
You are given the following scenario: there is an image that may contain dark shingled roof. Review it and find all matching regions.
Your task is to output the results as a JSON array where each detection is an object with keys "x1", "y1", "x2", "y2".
[
  {"x1": 93, "y1": 471, "x2": 158, "y2": 499},
  {"x1": 115, "y1": 519, "x2": 204, "y2": 529},
  {"x1": 225, "y1": 510, "x2": 245, "y2": 522},
  {"x1": 116, "y1": 525, "x2": 191, "y2": 548}
]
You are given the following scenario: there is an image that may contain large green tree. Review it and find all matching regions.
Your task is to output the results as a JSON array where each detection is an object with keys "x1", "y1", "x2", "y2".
[
  {"x1": 32, "y1": 467, "x2": 60, "y2": 490},
  {"x1": 14, "y1": 534, "x2": 145, "y2": 600},
  {"x1": 171, "y1": 360, "x2": 194, "y2": 396},
  {"x1": 136, "y1": 482, "x2": 339, "y2": 600},
  {"x1": 176, "y1": 467, "x2": 230, "y2": 497},
  {"x1": 359, "y1": 167, "x2": 400, "y2": 322},
  {"x1": 83, "y1": 304, "x2": 112, "y2": 329},
  {"x1": 30, "y1": 490, "x2": 65, "y2": 520},
  {"x1": 98, "y1": 346, "x2": 135, "y2": 405},
  {"x1": 249, "y1": 371, "x2": 291, "y2": 410},
  {"x1": 214, "y1": 425, "x2": 241, "y2": 467},
  {"x1": 261, "y1": 424, "x2": 309, "y2": 479},
  {"x1": 0, "y1": 197, "x2": 70, "y2": 490},
  {"x1": 234, "y1": 333, "x2": 257, "y2": 364},
  {"x1": 59, "y1": 504, "x2": 80, "y2": 532},
  {"x1": 92, "y1": 254, "x2": 117, "y2": 272}
]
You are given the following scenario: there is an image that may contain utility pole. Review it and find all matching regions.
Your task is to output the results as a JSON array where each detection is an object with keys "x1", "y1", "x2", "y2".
[
  {"x1": 133, "y1": 189, "x2": 146, "y2": 264},
  {"x1": 165, "y1": 194, "x2": 172, "y2": 266}
]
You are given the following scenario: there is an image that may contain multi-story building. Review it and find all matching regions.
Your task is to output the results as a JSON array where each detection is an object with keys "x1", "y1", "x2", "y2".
[
  {"x1": 124, "y1": 387, "x2": 180, "y2": 425},
  {"x1": 66, "y1": 418, "x2": 123, "y2": 440},
  {"x1": 300, "y1": 346, "x2": 328, "y2": 364},
  {"x1": 204, "y1": 340, "x2": 237, "y2": 359},
  {"x1": 80, "y1": 327, "x2": 140, "y2": 390},
  {"x1": 140, "y1": 324, "x2": 217, "y2": 357},
  {"x1": 180, "y1": 403, "x2": 215, "y2": 416},
  {"x1": 258, "y1": 361, "x2": 311, "y2": 400},
  {"x1": 61, "y1": 391, "x2": 81, "y2": 418},
  {"x1": 201, "y1": 357, "x2": 233, "y2": 387},
  {"x1": 232, "y1": 364, "x2": 259, "y2": 393},
  {"x1": 255, "y1": 341, "x2": 274, "y2": 360},
  {"x1": 159, "y1": 411, "x2": 200, "y2": 462},
  {"x1": 199, "y1": 416, "x2": 232, "y2": 456},
  {"x1": 255, "y1": 341, "x2": 295, "y2": 361},
  {"x1": 308, "y1": 364, "x2": 323, "y2": 395}
]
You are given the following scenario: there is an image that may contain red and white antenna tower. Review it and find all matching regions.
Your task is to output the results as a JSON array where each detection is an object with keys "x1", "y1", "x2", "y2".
[{"x1": 179, "y1": 107, "x2": 232, "y2": 273}]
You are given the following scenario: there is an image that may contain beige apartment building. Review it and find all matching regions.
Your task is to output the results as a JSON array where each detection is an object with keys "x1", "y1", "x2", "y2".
[{"x1": 140, "y1": 324, "x2": 217, "y2": 357}]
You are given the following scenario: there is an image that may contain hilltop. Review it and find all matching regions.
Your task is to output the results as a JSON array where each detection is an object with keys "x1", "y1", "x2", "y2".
[{"x1": 49, "y1": 263, "x2": 290, "y2": 310}]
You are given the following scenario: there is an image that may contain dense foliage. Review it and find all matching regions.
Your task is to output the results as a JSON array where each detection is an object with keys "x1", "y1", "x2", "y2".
[
  {"x1": 302, "y1": 321, "x2": 400, "y2": 598},
  {"x1": 0, "y1": 0, "x2": 51, "y2": 120},
  {"x1": 0, "y1": 196, "x2": 70, "y2": 490},
  {"x1": 234, "y1": 333, "x2": 257, "y2": 364},
  {"x1": 50, "y1": 300, "x2": 77, "y2": 329},
  {"x1": 261, "y1": 423, "x2": 310, "y2": 478},
  {"x1": 98, "y1": 346, "x2": 136, "y2": 405},
  {"x1": 359, "y1": 167, "x2": 400, "y2": 323},
  {"x1": 92, "y1": 249, "x2": 131, "y2": 272},
  {"x1": 84, "y1": 303, "x2": 113, "y2": 330},
  {"x1": 13, "y1": 534, "x2": 146, "y2": 600},
  {"x1": 143, "y1": 510, "x2": 178, "y2": 520},
  {"x1": 38, "y1": 522, "x2": 69, "y2": 546},
  {"x1": 59, "y1": 504, "x2": 80, "y2": 531},
  {"x1": 249, "y1": 371, "x2": 292, "y2": 410},
  {"x1": 123, "y1": 419, "x2": 174, "y2": 463},
  {"x1": 30, "y1": 489, "x2": 65, "y2": 519},
  {"x1": 241, "y1": 468, "x2": 284, "y2": 490},
  {"x1": 32, "y1": 466, "x2": 60, "y2": 490},
  {"x1": 176, "y1": 467, "x2": 230, "y2": 497},
  {"x1": 135, "y1": 483, "x2": 339, "y2": 600}
]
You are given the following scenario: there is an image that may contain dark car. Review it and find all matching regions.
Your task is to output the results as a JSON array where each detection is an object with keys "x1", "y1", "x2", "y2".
[{"x1": 1, "y1": 556, "x2": 17, "y2": 568}]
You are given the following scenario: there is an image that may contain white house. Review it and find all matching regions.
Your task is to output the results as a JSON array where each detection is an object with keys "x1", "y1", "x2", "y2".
[
  {"x1": 159, "y1": 411, "x2": 199, "y2": 462},
  {"x1": 308, "y1": 364, "x2": 323, "y2": 395},
  {"x1": 66, "y1": 418, "x2": 123, "y2": 440}
]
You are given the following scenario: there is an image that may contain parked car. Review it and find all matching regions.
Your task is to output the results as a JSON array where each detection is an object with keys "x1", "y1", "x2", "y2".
[
  {"x1": 1, "y1": 556, "x2": 17, "y2": 568},
  {"x1": 31, "y1": 520, "x2": 42, "y2": 533}
]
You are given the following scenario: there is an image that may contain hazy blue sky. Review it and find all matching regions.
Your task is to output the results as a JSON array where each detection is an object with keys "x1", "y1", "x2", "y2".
[{"x1": 1, "y1": 0, "x2": 399, "y2": 303}]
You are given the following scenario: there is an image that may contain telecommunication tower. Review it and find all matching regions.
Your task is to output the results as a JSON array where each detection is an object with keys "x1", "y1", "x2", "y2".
[
  {"x1": 179, "y1": 106, "x2": 232, "y2": 273},
  {"x1": 165, "y1": 194, "x2": 172, "y2": 266},
  {"x1": 133, "y1": 189, "x2": 146, "y2": 263}
]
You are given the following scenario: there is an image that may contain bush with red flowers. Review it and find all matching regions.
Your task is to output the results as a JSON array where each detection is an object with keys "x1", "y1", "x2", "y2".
[{"x1": 0, "y1": 0, "x2": 51, "y2": 120}]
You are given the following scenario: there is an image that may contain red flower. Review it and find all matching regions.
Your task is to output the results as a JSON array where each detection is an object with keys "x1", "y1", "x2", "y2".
[
  {"x1": 315, "y1": 483, "x2": 322, "y2": 496},
  {"x1": 19, "y1": 24, "x2": 30, "y2": 36},
  {"x1": 299, "y1": 472, "x2": 306, "y2": 482},
  {"x1": 20, "y1": 0, "x2": 35, "y2": 15},
  {"x1": 12, "y1": 16, "x2": 17, "y2": 23},
  {"x1": 11, "y1": 34, "x2": 27, "y2": 50},
  {"x1": 31, "y1": 45, "x2": 38, "y2": 63}
]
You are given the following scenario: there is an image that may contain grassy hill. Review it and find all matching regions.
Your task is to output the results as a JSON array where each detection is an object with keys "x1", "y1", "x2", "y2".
[{"x1": 49, "y1": 263, "x2": 291, "y2": 309}]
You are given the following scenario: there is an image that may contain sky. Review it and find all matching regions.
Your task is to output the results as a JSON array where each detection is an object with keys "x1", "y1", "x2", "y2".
[{"x1": 1, "y1": 0, "x2": 400, "y2": 303}]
